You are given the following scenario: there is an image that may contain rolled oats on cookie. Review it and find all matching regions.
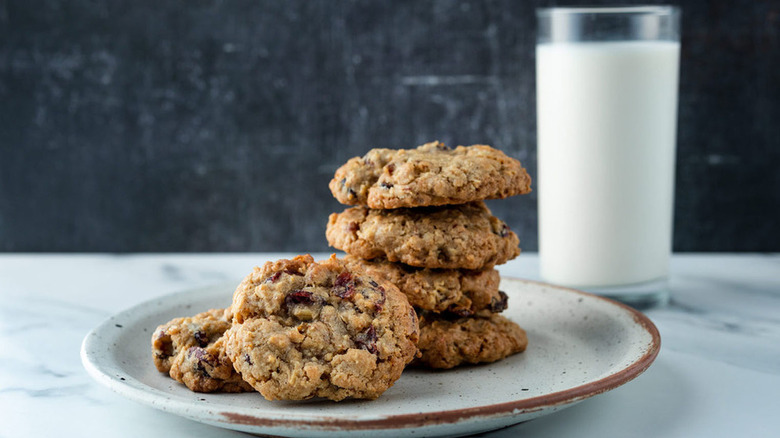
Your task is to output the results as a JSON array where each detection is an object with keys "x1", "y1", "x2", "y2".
[
  {"x1": 344, "y1": 255, "x2": 508, "y2": 317},
  {"x1": 329, "y1": 141, "x2": 532, "y2": 209},
  {"x1": 152, "y1": 308, "x2": 253, "y2": 393},
  {"x1": 414, "y1": 312, "x2": 528, "y2": 369},
  {"x1": 326, "y1": 201, "x2": 521, "y2": 270},
  {"x1": 225, "y1": 254, "x2": 419, "y2": 401}
]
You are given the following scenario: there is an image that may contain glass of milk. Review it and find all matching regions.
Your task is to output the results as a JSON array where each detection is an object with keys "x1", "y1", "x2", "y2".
[{"x1": 536, "y1": 6, "x2": 681, "y2": 308}]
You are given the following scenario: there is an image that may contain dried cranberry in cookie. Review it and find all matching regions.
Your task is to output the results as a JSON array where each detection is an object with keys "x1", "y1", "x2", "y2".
[
  {"x1": 329, "y1": 141, "x2": 532, "y2": 208},
  {"x1": 225, "y1": 254, "x2": 419, "y2": 401}
]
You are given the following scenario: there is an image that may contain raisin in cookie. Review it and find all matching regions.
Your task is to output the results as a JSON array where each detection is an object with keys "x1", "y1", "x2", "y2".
[
  {"x1": 326, "y1": 201, "x2": 521, "y2": 270},
  {"x1": 415, "y1": 312, "x2": 528, "y2": 369},
  {"x1": 329, "y1": 141, "x2": 532, "y2": 209},
  {"x1": 344, "y1": 255, "x2": 508, "y2": 317},
  {"x1": 225, "y1": 254, "x2": 419, "y2": 401},
  {"x1": 152, "y1": 308, "x2": 252, "y2": 393}
]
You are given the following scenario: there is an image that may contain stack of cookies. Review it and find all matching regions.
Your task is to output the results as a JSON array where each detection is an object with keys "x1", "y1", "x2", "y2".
[
  {"x1": 326, "y1": 141, "x2": 533, "y2": 369},
  {"x1": 149, "y1": 141, "x2": 533, "y2": 401}
]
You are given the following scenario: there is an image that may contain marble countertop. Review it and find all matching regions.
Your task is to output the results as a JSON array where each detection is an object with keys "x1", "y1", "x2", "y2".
[{"x1": 1, "y1": 253, "x2": 778, "y2": 437}]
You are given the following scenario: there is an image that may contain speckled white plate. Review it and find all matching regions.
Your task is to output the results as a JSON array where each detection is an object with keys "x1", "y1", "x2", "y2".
[{"x1": 81, "y1": 278, "x2": 660, "y2": 438}]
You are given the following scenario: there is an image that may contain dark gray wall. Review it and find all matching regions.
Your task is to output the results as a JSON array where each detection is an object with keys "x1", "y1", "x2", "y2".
[{"x1": 1, "y1": 0, "x2": 778, "y2": 252}]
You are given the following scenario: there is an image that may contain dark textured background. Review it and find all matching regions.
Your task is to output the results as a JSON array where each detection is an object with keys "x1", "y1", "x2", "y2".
[{"x1": 1, "y1": 0, "x2": 778, "y2": 252}]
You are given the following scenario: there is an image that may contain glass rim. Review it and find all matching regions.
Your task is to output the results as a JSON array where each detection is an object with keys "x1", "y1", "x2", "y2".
[{"x1": 536, "y1": 5, "x2": 679, "y2": 17}]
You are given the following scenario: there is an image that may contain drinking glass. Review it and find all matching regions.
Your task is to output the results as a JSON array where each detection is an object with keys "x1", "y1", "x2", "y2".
[{"x1": 536, "y1": 6, "x2": 681, "y2": 308}]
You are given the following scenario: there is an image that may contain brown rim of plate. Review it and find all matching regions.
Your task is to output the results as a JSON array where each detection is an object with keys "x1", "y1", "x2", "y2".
[{"x1": 220, "y1": 277, "x2": 662, "y2": 431}]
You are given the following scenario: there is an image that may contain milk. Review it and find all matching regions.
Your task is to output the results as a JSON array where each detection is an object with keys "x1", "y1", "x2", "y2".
[{"x1": 537, "y1": 41, "x2": 680, "y2": 288}]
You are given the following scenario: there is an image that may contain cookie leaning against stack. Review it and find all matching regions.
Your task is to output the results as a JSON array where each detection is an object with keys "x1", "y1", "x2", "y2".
[
  {"x1": 225, "y1": 254, "x2": 419, "y2": 401},
  {"x1": 327, "y1": 141, "x2": 531, "y2": 369}
]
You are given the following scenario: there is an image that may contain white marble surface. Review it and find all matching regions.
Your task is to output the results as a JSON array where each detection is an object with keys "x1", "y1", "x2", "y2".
[{"x1": 1, "y1": 253, "x2": 778, "y2": 437}]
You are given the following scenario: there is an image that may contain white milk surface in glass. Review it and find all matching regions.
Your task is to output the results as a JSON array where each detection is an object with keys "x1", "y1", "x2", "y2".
[{"x1": 537, "y1": 41, "x2": 680, "y2": 288}]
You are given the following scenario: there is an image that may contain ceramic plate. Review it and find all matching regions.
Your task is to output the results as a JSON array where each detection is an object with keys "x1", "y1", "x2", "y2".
[{"x1": 81, "y1": 278, "x2": 660, "y2": 438}]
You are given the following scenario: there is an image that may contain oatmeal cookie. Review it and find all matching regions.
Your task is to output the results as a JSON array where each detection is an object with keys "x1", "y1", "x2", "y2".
[
  {"x1": 329, "y1": 141, "x2": 532, "y2": 209},
  {"x1": 326, "y1": 202, "x2": 521, "y2": 270},
  {"x1": 225, "y1": 254, "x2": 419, "y2": 401},
  {"x1": 344, "y1": 255, "x2": 508, "y2": 316},
  {"x1": 151, "y1": 308, "x2": 252, "y2": 393},
  {"x1": 415, "y1": 312, "x2": 528, "y2": 369}
]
